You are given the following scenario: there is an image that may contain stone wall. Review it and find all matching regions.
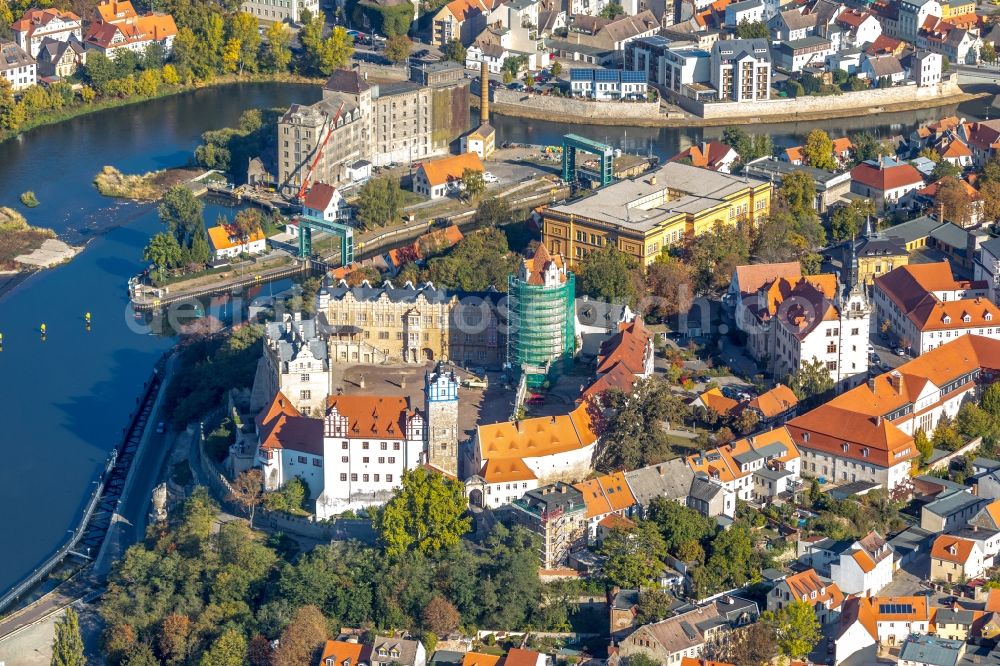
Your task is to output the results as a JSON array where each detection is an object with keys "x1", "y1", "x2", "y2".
[
  {"x1": 679, "y1": 77, "x2": 962, "y2": 119},
  {"x1": 488, "y1": 89, "x2": 662, "y2": 121}
]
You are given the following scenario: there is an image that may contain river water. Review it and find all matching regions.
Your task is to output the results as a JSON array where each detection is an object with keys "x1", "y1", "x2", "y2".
[{"x1": 0, "y1": 80, "x2": 990, "y2": 594}]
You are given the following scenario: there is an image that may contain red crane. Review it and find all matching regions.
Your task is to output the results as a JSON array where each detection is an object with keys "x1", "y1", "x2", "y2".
[{"x1": 296, "y1": 101, "x2": 346, "y2": 202}]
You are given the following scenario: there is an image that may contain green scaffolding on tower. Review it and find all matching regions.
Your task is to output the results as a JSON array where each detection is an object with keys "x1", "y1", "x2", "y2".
[{"x1": 507, "y1": 272, "x2": 576, "y2": 389}]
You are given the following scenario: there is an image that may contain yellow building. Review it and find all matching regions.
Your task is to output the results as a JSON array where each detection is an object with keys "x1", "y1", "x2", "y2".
[
  {"x1": 540, "y1": 162, "x2": 771, "y2": 267},
  {"x1": 941, "y1": 0, "x2": 975, "y2": 19}
]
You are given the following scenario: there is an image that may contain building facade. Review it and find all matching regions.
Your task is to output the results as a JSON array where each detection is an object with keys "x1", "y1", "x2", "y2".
[
  {"x1": 0, "y1": 42, "x2": 36, "y2": 90},
  {"x1": 710, "y1": 39, "x2": 771, "y2": 102},
  {"x1": 11, "y1": 8, "x2": 82, "y2": 58},
  {"x1": 241, "y1": 0, "x2": 319, "y2": 23}
]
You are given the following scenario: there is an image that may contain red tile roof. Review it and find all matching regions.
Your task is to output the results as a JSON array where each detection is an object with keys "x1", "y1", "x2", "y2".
[
  {"x1": 851, "y1": 160, "x2": 924, "y2": 193},
  {"x1": 596, "y1": 319, "x2": 650, "y2": 375},
  {"x1": 325, "y1": 395, "x2": 417, "y2": 440},
  {"x1": 932, "y1": 535, "x2": 977, "y2": 564},
  {"x1": 303, "y1": 182, "x2": 338, "y2": 212}
]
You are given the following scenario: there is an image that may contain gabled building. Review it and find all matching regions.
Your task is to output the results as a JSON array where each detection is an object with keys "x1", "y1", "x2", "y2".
[
  {"x1": 833, "y1": 595, "x2": 933, "y2": 664},
  {"x1": 617, "y1": 597, "x2": 759, "y2": 665},
  {"x1": 834, "y1": 8, "x2": 882, "y2": 48},
  {"x1": 432, "y1": 0, "x2": 491, "y2": 47},
  {"x1": 767, "y1": 568, "x2": 844, "y2": 625},
  {"x1": 686, "y1": 426, "x2": 801, "y2": 503},
  {"x1": 259, "y1": 313, "x2": 331, "y2": 416},
  {"x1": 850, "y1": 157, "x2": 925, "y2": 210},
  {"x1": 921, "y1": 490, "x2": 990, "y2": 532},
  {"x1": 829, "y1": 531, "x2": 895, "y2": 596},
  {"x1": 931, "y1": 534, "x2": 989, "y2": 582},
  {"x1": 84, "y1": 0, "x2": 177, "y2": 60},
  {"x1": 11, "y1": 8, "x2": 82, "y2": 59},
  {"x1": 669, "y1": 140, "x2": 740, "y2": 173},
  {"x1": 302, "y1": 183, "x2": 350, "y2": 222},
  {"x1": 744, "y1": 384, "x2": 799, "y2": 426},
  {"x1": 413, "y1": 152, "x2": 485, "y2": 199},
  {"x1": 35, "y1": 36, "x2": 87, "y2": 78},
  {"x1": 574, "y1": 471, "x2": 637, "y2": 542},
  {"x1": 873, "y1": 262, "x2": 998, "y2": 356},
  {"x1": 958, "y1": 119, "x2": 1000, "y2": 167},
  {"x1": 860, "y1": 53, "x2": 907, "y2": 84},
  {"x1": 207, "y1": 224, "x2": 267, "y2": 259},
  {"x1": 917, "y1": 15, "x2": 982, "y2": 65}
]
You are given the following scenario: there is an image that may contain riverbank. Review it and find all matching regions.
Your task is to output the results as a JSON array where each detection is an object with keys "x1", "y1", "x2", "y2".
[
  {"x1": 0, "y1": 73, "x2": 323, "y2": 146},
  {"x1": 477, "y1": 84, "x2": 984, "y2": 128},
  {"x1": 93, "y1": 166, "x2": 204, "y2": 201}
]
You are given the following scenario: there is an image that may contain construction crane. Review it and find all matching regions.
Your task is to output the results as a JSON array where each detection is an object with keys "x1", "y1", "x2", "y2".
[
  {"x1": 297, "y1": 101, "x2": 346, "y2": 202},
  {"x1": 293, "y1": 100, "x2": 355, "y2": 267}
]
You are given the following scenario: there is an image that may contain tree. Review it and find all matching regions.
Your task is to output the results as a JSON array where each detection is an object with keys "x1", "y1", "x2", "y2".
[
  {"x1": 272, "y1": 605, "x2": 328, "y2": 666},
  {"x1": 143, "y1": 232, "x2": 183, "y2": 276},
  {"x1": 229, "y1": 469, "x2": 264, "y2": 527},
  {"x1": 157, "y1": 614, "x2": 191, "y2": 666},
  {"x1": 803, "y1": 129, "x2": 837, "y2": 170},
  {"x1": 600, "y1": 1, "x2": 625, "y2": 17},
  {"x1": 462, "y1": 168, "x2": 485, "y2": 200},
  {"x1": 932, "y1": 159, "x2": 962, "y2": 180},
  {"x1": 443, "y1": 39, "x2": 466, "y2": 63},
  {"x1": 980, "y1": 179, "x2": 1000, "y2": 222},
  {"x1": 577, "y1": 245, "x2": 642, "y2": 305},
  {"x1": 646, "y1": 255, "x2": 694, "y2": 318},
  {"x1": 830, "y1": 199, "x2": 876, "y2": 241},
  {"x1": 374, "y1": 468, "x2": 471, "y2": 558},
  {"x1": 734, "y1": 18, "x2": 769, "y2": 38},
  {"x1": 982, "y1": 382, "x2": 1000, "y2": 418},
  {"x1": 915, "y1": 428, "x2": 933, "y2": 466},
  {"x1": 601, "y1": 521, "x2": 668, "y2": 588},
  {"x1": 502, "y1": 69, "x2": 513, "y2": 85},
  {"x1": 51, "y1": 607, "x2": 85, "y2": 666},
  {"x1": 636, "y1": 588, "x2": 673, "y2": 624},
  {"x1": 984, "y1": 42, "x2": 997, "y2": 65},
  {"x1": 762, "y1": 600, "x2": 822, "y2": 659},
  {"x1": 135, "y1": 68, "x2": 160, "y2": 97},
  {"x1": 595, "y1": 377, "x2": 689, "y2": 470},
  {"x1": 199, "y1": 629, "x2": 247, "y2": 666},
  {"x1": 230, "y1": 208, "x2": 263, "y2": 246},
  {"x1": 121, "y1": 644, "x2": 159, "y2": 666},
  {"x1": 423, "y1": 596, "x2": 461, "y2": 635},
  {"x1": 228, "y1": 11, "x2": 261, "y2": 73},
  {"x1": 935, "y1": 176, "x2": 972, "y2": 225},
  {"x1": 686, "y1": 221, "x2": 751, "y2": 293},
  {"x1": 932, "y1": 417, "x2": 964, "y2": 451},
  {"x1": 263, "y1": 22, "x2": 292, "y2": 72},
  {"x1": 302, "y1": 16, "x2": 353, "y2": 75},
  {"x1": 475, "y1": 196, "x2": 512, "y2": 226},
  {"x1": 851, "y1": 131, "x2": 886, "y2": 163},
  {"x1": 384, "y1": 34, "x2": 413, "y2": 63},
  {"x1": 788, "y1": 358, "x2": 835, "y2": 404},
  {"x1": 356, "y1": 177, "x2": 403, "y2": 228},
  {"x1": 159, "y1": 185, "x2": 205, "y2": 249},
  {"x1": 427, "y1": 228, "x2": 519, "y2": 291},
  {"x1": 707, "y1": 621, "x2": 777, "y2": 666},
  {"x1": 647, "y1": 497, "x2": 715, "y2": 557},
  {"x1": 550, "y1": 61, "x2": 562, "y2": 77}
]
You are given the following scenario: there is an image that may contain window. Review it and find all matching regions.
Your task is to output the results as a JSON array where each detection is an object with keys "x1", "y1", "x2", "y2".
[
  {"x1": 363, "y1": 474, "x2": 370, "y2": 482},
  {"x1": 363, "y1": 457, "x2": 369, "y2": 464},
  {"x1": 300, "y1": 374, "x2": 310, "y2": 382},
  {"x1": 341, "y1": 456, "x2": 348, "y2": 463},
  {"x1": 313, "y1": 458, "x2": 322, "y2": 467},
  {"x1": 389, "y1": 457, "x2": 396, "y2": 464},
  {"x1": 351, "y1": 473, "x2": 358, "y2": 481},
  {"x1": 393, "y1": 442, "x2": 400, "y2": 450},
  {"x1": 362, "y1": 442, "x2": 369, "y2": 450},
  {"x1": 826, "y1": 360, "x2": 837, "y2": 370},
  {"x1": 378, "y1": 457, "x2": 385, "y2": 464},
  {"x1": 298, "y1": 456, "x2": 307, "y2": 463},
  {"x1": 300, "y1": 390, "x2": 311, "y2": 400},
  {"x1": 386, "y1": 474, "x2": 393, "y2": 482},
  {"x1": 341, "y1": 473, "x2": 348, "y2": 481}
]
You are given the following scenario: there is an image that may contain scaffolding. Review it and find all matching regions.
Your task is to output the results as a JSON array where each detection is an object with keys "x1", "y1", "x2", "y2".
[{"x1": 507, "y1": 273, "x2": 576, "y2": 387}]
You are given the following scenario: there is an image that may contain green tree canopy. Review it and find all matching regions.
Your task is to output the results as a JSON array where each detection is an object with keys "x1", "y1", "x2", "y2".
[
  {"x1": 600, "y1": 521, "x2": 668, "y2": 588},
  {"x1": 762, "y1": 599, "x2": 822, "y2": 659},
  {"x1": 426, "y1": 228, "x2": 519, "y2": 291},
  {"x1": 374, "y1": 468, "x2": 471, "y2": 558},
  {"x1": 356, "y1": 176, "x2": 404, "y2": 228},
  {"x1": 576, "y1": 245, "x2": 641, "y2": 305},
  {"x1": 803, "y1": 129, "x2": 837, "y2": 170},
  {"x1": 51, "y1": 607, "x2": 86, "y2": 666}
]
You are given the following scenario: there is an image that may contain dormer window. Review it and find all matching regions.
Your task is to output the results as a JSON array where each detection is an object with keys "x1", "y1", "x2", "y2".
[
  {"x1": 987, "y1": 312, "x2": 993, "y2": 322},
  {"x1": 963, "y1": 313, "x2": 971, "y2": 323},
  {"x1": 861, "y1": 448, "x2": 870, "y2": 458},
  {"x1": 944, "y1": 315, "x2": 951, "y2": 324},
  {"x1": 391, "y1": 650, "x2": 400, "y2": 659},
  {"x1": 379, "y1": 649, "x2": 388, "y2": 657},
  {"x1": 842, "y1": 443, "x2": 849, "y2": 452},
  {"x1": 802, "y1": 593, "x2": 808, "y2": 601},
  {"x1": 803, "y1": 432, "x2": 810, "y2": 442}
]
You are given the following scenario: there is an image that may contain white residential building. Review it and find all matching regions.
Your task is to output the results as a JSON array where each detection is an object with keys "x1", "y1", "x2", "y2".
[
  {"x1": 569, "y1": 68, "x2": 648, "y2": 100},
  {"x1": 974, "y1": 237, "x2": 1000, "y2": 304},
  {"x1": 301, "y1": 182, "x2": 350, "y2": 222},
  {"x1": 11, "y1": 8, "x2": 83, "y2": 59},
  {"x1": 725, "y1": 0, "x2": 765, "y2": 27},
  {"x1": 686, "y1": 427, "x2": 801, "y2": 503},
  {"x1": 259, "y1": 313, "x2": 332, "y2": 417},
  {"x1": 772, "y1": 36, "x2": 834, "y2": 73},
  {"x1": 207, "y1": 225, "x2": 267, "y2": 259},
  {"x1": 834, "y1": 9, "x2": 882, "y2": 49},
  {"x1": 0, "y1": 42, "x2": 37, "y2": 90},
  {"x1": 830, "y1": 532, "x2": 895, "y2": 596},
  {"x1": 465, "y1": 42, "x2": 511, "y2": 73},
  {"x1": 710, "y1": 38, "x2": 772, "y2": 101},
  {"x1": 834, "y1": 596, "x2": 933, "y2": 664},
  {"x1": 911, "y1": 50, "x2": 943, "y2": 86},
  {"x1": 242, "y1": 0, "x2": 319, "y2": 23},
  {"x1": 898, "y1": 0, "x2": 943, "y2": 42},
  {"x1": 873, "y1": 261, "x2": 999, "y2": 356},
  {"x1": 84, "y1": 0, "x2": 178, "y2": 60}
]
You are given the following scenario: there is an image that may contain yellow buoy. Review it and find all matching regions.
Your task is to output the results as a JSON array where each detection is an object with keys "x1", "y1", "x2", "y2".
[
  {"x1": 85, "y1": 312, "x2": 91, "y2": 322},
  {"x1": 40, "y1": 323, "x2": 46, "y2": 334}
]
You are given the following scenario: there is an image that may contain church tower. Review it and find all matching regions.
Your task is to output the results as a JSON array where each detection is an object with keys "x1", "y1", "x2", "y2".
[{"x1": 424, "y1": 363, "x2": 460, "y2": 476}]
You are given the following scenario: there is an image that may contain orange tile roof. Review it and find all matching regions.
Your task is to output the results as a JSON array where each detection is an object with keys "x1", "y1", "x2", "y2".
[
  {"x1": 417, "y1": 152, "x2": 484, "y2": 187},
  {"x1": 986, "y1": 588, "x2": 1000, "y2": 613},
  {"x1": 11, "y1": 8, "x2": 81, "y2": 35},
  {"x1": 733, "y1": 261, "x2": 801, "y2": 295},
  {"x1": 325, "y1": 395, "x2": 417, "y2": 440},
  {"x1": 480, "y1": 457, "x2": 537, "y2": 483},
  {"x1": 939, "y1": 139, "x2": 972, "y2": 158},
  {"x1": 982, "y1": 500, "x2": 1000, "y2": 529},
  {"x1": 832, "y1": 137, "x2": 854, "y2": 154},
  {"x1": 787, "y1": 405, "x2": 915, "y2": 467},
  {"x1": 257, "y1": 392, "x2": 323, "y2": 456},
  {"x1": 917, "y1": 177, "x2": 978, "y2": 199},
  {"x1": 441, "y1": 0, "x2": 487, "y2": 21},
  {"x1": 207, "y1": 224, "x2": 266, "y2": 251},
  {"x1": 670, "y1": 141, "x2": 735, "y2": 170},
  {"x1": 784, "y1": 146, "x2": 805, "y2": 163},
  {"x1": 695, "y1": 387, "x2": 740, "y2": 416},
  {"x1": 599, "y1": 513, "x2": 635, "y2": 530},
  {"x1": 574, "y1": 471, "x2": 636, "y2": 518},
  {"x1": 503, "y1": 648, "x2": 543, "y2": 666},
  {"x1": 874, "y1": 262, "x2": 996, "y2": 333},
  {"x1": 477, "y1": 403, "x2": 598, "y2": 461},
  {"x1": 582, "y1": 361, "x2": 640, "y2": 400},
  {"x1": 596, "y1": 319, "x2": 650, "y2": 375},
  {"x1": 687, "y1": 427, "x2": 799, "y2": 483},
  {"x1": 932, "y1": 535, "x2": 977, "y2": 564},
  {"x1": 321, "y1": 640, "x2": 364, "y2": 666},
  {"x1": 522, "y1": 243, "x2": 567, "y2": 286},
  {"x1": 96, "y1": 0, "x2": 138, "y2": 23},
  {"x1": 851, "y1": 160, "x2": 924, "y2": 193},
  {"x1": 853, "y1": 550, "x2": 877, "y2": 573},
  {"x1": 463, "y1": 654, "x2": 502, "y2": 666},
  {"x1": 747, "y1": 384, "x2": 798, "y2": 419},
  {"x1": 680, "y1": 660, "x2": 733, "y2": 666},
  {"x1": 782, "y1": 568, "x2": 845, "y2": 610}
]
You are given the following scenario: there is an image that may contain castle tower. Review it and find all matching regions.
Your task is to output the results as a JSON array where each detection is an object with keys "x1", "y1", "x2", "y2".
[{"x1": 425, "y1": 362, "x2": 460, "y2": 476}]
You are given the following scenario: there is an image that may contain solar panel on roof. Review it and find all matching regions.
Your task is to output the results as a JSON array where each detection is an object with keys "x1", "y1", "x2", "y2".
[
  {"x1": 595, "y1": 69, "x2": 619, "y2": 82},
  {"x1": 879, "y1": 603, "x2": 914, "y2": 614},
  {"x1": 621, "y1": 70, "x2": 645, "y2": 83},
  {"x1": 570, "y1": 69, "x2": 594, "y2": 81}
]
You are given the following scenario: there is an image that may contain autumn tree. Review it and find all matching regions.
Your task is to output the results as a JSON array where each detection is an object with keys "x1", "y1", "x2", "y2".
[
  {"x1": 577, "y1": 245, "x2": 643, "y2": 305},
  {"x1": 374, "y1": 468, "x2": 471, "y2": 557},
  {"x1": 915, "y1": 429, "x2": 933, "y2": 466},
  {"x1": 229, "y1": 469, "x2": 265, "y2": 527},
  {"x1": 272, "y1": 605, "x2": 328, "y2": 666},
  {"x1": 980, "y1": 179, "x2": 1000, "y2": 222},
  {"x1": 384, "y1": 34, "x2": 413, "y2": 63},
  {"x1": 803, "y1": 129, "x2": 837, "y2": 170},
  {"x1": 788, "y1": 358, "x2": 835, "y2": 405},
  {"x1": 935, "y1": 176, "x2": 973, "y2": 226},
  {"x1": 230, "y1": 208, "x2": 263, "y2": 246},
  {"x1": 646, "y1": 255, "x2": 694, "y2": 318},
  {"x1": 200, "y1": 629, "x2": 247, "y2": 666},
  {"x1": 423, "y1": 596, "x2": 461, "y2": 635},
  {"x1": 462, "y1": 167, "x2": 485, "y2": 201},
  {"x1": 263, "y1": 22, "x2": 292, "y2": 72},
  {"x1": 762, "y1": 599, "x2": 822, "y2": 659},
  {"x1": 686, "y1": 221, "x2": 751, "y2": 293},
  {"x1": 830, "y1": 199, "x2": 876, "y2": 241}
]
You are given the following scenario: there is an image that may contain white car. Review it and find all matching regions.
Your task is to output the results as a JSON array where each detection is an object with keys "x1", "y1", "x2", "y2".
[{"x1": 483, "y1": 172, "x2": 499, "y2": 183}]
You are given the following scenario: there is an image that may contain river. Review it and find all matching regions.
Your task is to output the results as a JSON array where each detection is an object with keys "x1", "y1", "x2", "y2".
[{"x1": 0, "y1": 79, "x2": 991, "y2": 596}]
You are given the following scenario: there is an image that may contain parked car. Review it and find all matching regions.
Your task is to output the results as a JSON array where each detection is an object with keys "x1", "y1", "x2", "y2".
[
  {"x1": 895, "y1": 347, "x2": 907, "y2": 356},
  {"x1": 483, "y1": 172, "x2": 499, "y2": 183},
  {"x1": 155, "y1": 421, "x2": 166, "y2": 434}
]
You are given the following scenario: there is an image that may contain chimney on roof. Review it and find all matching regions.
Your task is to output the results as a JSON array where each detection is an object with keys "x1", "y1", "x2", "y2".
[
  {"x1": 650, "y1": 175, "x2": 657, "y2": 186},
  {"x1": 889, "y1": 370, "x2": 902, "y2": 393},
  {"x1": 560, "y1": 484, "x2": 568, "y2": 493},
  {"x1": 868, "y1": 377, "x2": 876, "y2": 392}
]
